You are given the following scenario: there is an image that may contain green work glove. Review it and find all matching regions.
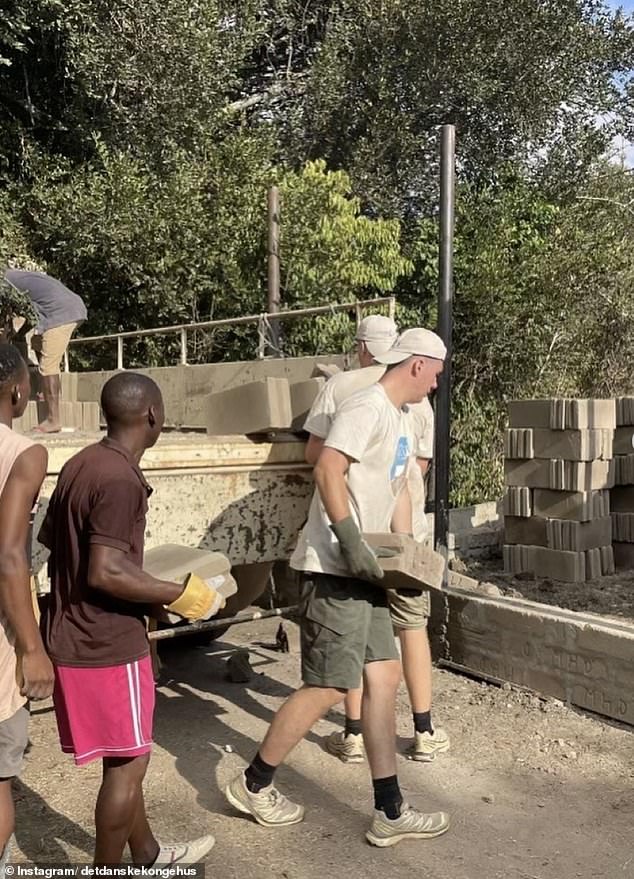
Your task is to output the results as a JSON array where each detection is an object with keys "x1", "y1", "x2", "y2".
[{"x1": 330, "y1": 517, "x2": 384, "y2": 583}]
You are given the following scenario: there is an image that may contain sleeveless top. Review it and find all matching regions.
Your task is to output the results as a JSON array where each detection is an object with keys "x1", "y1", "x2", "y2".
[{"x1": 0, "y1": 422, "x2": 36, "y2": 722}]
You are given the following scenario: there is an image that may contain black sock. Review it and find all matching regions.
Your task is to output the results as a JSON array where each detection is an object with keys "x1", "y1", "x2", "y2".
[
  {"x1": 345, "y1": 717, "x2": 362, "y2": 737},
  {"x1": 373, "y1": 775, "x2": 403, "y2": 820},
  {"x1": 245, "y1": 752, "x2": 277, "y2": 793},
  {"x1": 413, "y1": 710, "x2": 434, "y2": 735}
]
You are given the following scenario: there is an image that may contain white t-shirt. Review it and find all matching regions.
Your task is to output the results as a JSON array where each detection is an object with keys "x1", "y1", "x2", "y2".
[
  {"x1": 304, "y1": 366, "x2": 434, "y2": 541},
  {"x1": 291, "y1": 384, "x2": 415, "y2": 576}
]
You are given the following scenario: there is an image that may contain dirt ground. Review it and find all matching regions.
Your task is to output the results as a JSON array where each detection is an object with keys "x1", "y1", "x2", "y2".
[
  {"x1": 463, "y1": 557, "x2": 634, "y2": 622},
  {"x1": 12, "y1": 617, "x2": 634, "y2": 879}
]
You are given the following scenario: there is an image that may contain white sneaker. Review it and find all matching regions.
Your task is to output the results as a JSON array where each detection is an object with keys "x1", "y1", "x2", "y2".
[
  {"x1": 325, "y1": 730, "x2": 365, "y2": 763},
  {"x1": 366, "y1": 804, "x2": 450, "y2": 847},
  {"x1": 154, "y1": 835, "x2": 215, "y2": 864},
  {"x1": 407, "y1": 728, "x2": 450, "y2": 762},
  {"x1": 225, "y1": 772, "x2": 305, "y2": 827}
]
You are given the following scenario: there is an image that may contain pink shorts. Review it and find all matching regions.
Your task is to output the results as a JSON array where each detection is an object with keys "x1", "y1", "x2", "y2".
[{"x1": 53, "y1": 656, "x2": 155, "y2": 766}]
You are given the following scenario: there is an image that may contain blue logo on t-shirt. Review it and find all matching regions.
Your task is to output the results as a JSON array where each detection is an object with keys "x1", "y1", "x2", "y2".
[{"x1": 390, "y1": 436, "x2": 410, "y2": 481}]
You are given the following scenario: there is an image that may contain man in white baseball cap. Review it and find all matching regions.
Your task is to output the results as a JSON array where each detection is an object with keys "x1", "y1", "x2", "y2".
[
  {"x1": 373, "y1": 327, "x2": 447, "y2": 365},
  {"x1": 355, "y1": 314, "x2": 398, "y2": 363},
  {"x1": 303, "y1": 324, "x2": 451, "y2": 767}
]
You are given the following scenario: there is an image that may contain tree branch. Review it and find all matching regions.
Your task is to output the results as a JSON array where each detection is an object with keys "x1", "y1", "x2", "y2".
[{"x1": 576, "y1": 194, "x2": 634, "y2": 216}]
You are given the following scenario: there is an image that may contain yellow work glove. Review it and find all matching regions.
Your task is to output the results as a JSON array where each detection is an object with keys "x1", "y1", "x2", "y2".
[{"x1": 166, "y1": 573, "x2": 226, "y2": 622}]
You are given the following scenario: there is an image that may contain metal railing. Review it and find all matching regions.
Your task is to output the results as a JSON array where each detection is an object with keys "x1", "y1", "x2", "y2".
[{"x1": 64, "y1": 296, "x2": 396, "y2": 371}]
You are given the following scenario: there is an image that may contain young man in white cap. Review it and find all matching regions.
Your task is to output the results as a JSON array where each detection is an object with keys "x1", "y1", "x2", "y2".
[
  {"x1": 305, "y1": 327, "x2": 449, "y2": 765},
  {"x1": 224, "y1": 327, "x2": 450, "y2": 847},
  {"x1": 304, "y1": 315, "x2": 397, "y2": 447}
]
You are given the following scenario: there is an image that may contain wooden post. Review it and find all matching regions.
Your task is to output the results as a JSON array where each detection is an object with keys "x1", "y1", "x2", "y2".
[{"x1": 267, "y1": 186, "x2": 281, "y2": 354}]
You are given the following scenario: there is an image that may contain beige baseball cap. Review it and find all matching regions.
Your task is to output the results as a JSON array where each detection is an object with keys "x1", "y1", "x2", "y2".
[
  {"x1": 356, "y1": 315, "x2": 398, "y2": 357},
  {"x1": 373, "y1": 327, "x2": 447, "y2": 364}
]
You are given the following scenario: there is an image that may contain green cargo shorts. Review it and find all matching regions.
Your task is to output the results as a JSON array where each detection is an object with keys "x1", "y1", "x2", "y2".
[
  {"x1": 388, "y1": 588, "x2": 431, "y2": 631},
  {"x1": 300, "y1": 573, "x2": 399, "y2": 690}
]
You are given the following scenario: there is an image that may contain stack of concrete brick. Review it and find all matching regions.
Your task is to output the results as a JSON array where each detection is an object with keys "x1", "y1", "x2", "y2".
[
  {"x1": 611, "y1": 398, "x2": 634, "y2": 569},
  {"x1": 13, "y1": 401, "x2": 101, "y2": 433},
  {"x1": 503, "y1": 398, "x2": 616, "y2": 582}
]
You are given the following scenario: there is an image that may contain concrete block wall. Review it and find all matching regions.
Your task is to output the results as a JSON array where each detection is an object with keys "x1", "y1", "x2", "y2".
[
  {"x1": 611, "y1": 398, "x2": 634, "y2": 569},
  {"x1": 73, "y1": 355, "x2": 347, "y2": 429},
  {"x1": 504, "y1": 399, "x2": 616, "y2": 582}
]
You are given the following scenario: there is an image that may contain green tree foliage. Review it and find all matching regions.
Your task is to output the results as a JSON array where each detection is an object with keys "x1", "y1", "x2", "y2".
[
  {"x1": 1, "y1": 0, "x2": 633, "y2": 505},
  {"x1": 407, "y1": 165, "x2": 634, "y2": 505},
  {"x1": 241, "y1": 1, "x2": 634, "y2": 214},
  {"x1": 21, "y1": 149, "x2": 410, "y2": 363}
]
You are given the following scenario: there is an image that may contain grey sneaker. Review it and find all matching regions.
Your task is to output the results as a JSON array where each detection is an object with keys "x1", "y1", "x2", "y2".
[
  {"x1": 326, "y1": 730, "x2": 365, "y2": 764},
  {"x1": 225, "y1": 772, "x2": 305, "y2": 827},
  {"x1": 154, "y1": 835, "x2": 215, "y2": 864},
  {"x1": 407, "y1": 728, "x2": 450, "y2": 762},
  {"x1": 366, "y1": 804, "x2": 450, "y2": 847}
]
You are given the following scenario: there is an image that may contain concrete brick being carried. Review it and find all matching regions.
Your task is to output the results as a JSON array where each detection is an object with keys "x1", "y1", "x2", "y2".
[
  {"x1": 143, "y1": 544, "x2": 238, "y2": 623},
  {"x1": 504, "y1": 458, "x2": 614, "y2": 491},
  {"x1": 504, "y1": 486, "x2": 532, "y2": 518},
  {"x1": 204, "y1": 378, "x2": 292, "y2": 435},
  {"x1": 508, "y1": 398, "x2": 616, "y2": 430},
  {"x1": 289, "y1": 377, "x2": 325, "y2": 431},
  {"x1": 143, "y1": 544, "x2": 237, "y2": 598},
  {"x1": 364, "y1": 532, "x2": 445, "y2": 591}
]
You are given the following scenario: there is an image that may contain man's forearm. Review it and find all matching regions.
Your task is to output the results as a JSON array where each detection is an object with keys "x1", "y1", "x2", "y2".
[
  {"x1": 0, "y1": 554, "x2": 45, "y2": 654},
  {"x1": 89, "y1": 556, "x2": 183, "y2": 605},
  {"x1": 391, "y1": 485, "x2": 413, "y2": 534},
  {"x1": 314, "y1": 465, "x2": 351, "y2": 524}
]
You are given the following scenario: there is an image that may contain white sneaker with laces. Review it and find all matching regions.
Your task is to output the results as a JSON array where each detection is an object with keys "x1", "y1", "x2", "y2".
[
  {"x1": 154, "y1": 835, "x2": 216, "y2": 865},
  {"x1": 225, "y1": 772, "x2": 305, "y2": 827},
  {"x1": 407, "y1": 727, "x2": 450, "y2": 762},
  {"x1": 325, "y1": 730, "x2": 365, "y2": 763},
  {"x1": 366, "y1": 804, "x2": 450, "y2": 847}
]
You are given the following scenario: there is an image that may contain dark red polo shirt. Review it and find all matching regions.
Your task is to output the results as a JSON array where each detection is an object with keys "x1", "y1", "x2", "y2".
[{"x1": 41, "y1": 437, "x2": 152, "y2": 667}]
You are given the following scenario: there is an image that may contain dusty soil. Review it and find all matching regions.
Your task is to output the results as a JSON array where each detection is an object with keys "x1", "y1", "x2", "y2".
[
  {"x1": 13, "y1": 617, "x2": 634, "y2": 879},
  {"x1": 463, "y1": 558, "x2": 634, "y2": 623}
]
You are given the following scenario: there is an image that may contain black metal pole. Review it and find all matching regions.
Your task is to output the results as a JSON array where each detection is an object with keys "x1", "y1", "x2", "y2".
[{"x1": 434, "y1": 124, "x2": 455, "y2": 568}]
